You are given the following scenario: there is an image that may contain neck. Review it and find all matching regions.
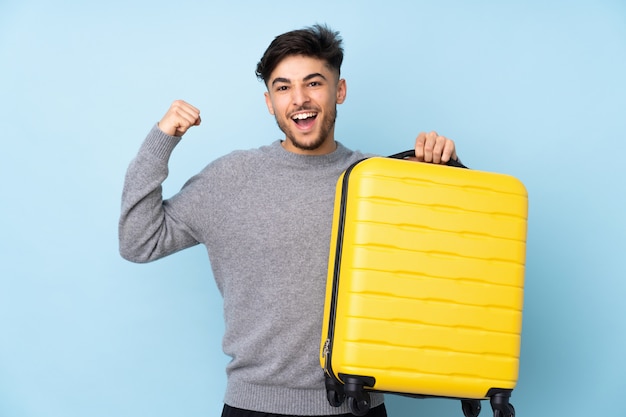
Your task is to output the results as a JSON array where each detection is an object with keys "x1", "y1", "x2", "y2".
[{"x1": 281, "y1": 138, "x2": 337, "y2": 155}]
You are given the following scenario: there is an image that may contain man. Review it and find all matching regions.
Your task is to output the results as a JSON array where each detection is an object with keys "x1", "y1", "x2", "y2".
[{"x1": 119, "y1": 24, "x2": 458, "y2": 417}]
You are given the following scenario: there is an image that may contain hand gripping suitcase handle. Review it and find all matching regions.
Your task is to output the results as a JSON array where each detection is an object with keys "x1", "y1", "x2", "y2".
[{"x1": 388, "y1": 149, "x2": 468, "y2": 169}]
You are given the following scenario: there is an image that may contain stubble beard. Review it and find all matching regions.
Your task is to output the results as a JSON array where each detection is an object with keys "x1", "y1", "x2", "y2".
[{"x1": 276, "y1": 106, "x2": 338, "y2": 151}]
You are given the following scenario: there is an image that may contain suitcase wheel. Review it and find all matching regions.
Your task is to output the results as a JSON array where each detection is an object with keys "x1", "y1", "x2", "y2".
[
  {"x1": 342, "y1": 376, "x2": 372, "y2": 416},
  {"x1": 347, "y1": 393, "x2": 370, "y2": 417},
  {"x1": 492, "y1": 403, "x2": 515, "y2": 417},
  {"x1": 324, "y1": 374, "x2": 346, "y2": 407},
  {"x1": 489, "y1": 391, "x2": 515, "y2": 417},
  {"x1": 326, "y1": 388, "x2": 346, "y2": 407},
  {"x1": 461, "y1": 399, "x2": 482, "y2": 417}
]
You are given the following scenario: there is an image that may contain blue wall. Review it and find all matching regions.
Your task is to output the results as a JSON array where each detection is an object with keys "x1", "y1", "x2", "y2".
[{"x1": 1, "y1": 1, "x2": 625, "y2": 416}]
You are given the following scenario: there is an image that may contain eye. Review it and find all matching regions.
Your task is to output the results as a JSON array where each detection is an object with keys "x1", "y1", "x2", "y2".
[
  {"x1": 308, "y1": 81, "x2": 322, "y2": 87},
  {"x1": 275, "y1": 85, "x2": 289, "y2": 92}
]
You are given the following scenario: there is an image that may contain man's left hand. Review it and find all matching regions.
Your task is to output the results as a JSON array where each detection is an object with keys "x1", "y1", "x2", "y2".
[{"x1": 411, "y1": 131, "x2": 458, "y2": 164}]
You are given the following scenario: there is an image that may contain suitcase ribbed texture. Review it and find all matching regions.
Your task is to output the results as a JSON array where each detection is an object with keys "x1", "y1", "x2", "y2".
[{"x1": 321, "y1": 157, "x2": 528, "y2": 400}]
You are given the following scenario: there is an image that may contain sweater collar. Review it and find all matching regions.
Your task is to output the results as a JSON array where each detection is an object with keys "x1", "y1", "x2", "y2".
[{"x1": 267, "y1": 139, "x2": 354, "y2": 167}]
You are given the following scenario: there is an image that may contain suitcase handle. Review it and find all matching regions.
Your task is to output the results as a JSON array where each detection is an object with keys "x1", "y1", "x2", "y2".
[{"x1": 388, "y1": 149, "x2": 468, "y2": 169}]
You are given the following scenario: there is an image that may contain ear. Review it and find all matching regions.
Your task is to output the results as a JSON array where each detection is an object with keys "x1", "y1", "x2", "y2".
[
  {"x1": 264, "y1": 91, "x2": 275, "y2": 115},
  {"x1": 336, "y1": 78, "x2": 347, "y2": 104}
]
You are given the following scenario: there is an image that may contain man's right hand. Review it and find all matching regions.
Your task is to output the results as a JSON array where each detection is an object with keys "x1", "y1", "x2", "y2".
[{"x1": 157, "y1": 100, "x2": 201, "y2": 137}]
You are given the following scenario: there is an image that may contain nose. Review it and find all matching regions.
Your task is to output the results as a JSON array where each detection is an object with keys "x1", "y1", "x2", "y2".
[{"x1": 291, "y1": 85, "x2": 310, "y2": 107}]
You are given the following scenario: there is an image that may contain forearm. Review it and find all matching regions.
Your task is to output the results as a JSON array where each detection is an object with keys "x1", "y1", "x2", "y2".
[{"x1": 118, "y1": 125, "x2": 198, "y2": 263}]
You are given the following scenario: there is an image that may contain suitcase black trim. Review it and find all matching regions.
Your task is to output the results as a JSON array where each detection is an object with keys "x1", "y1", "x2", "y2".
[{"x1": 323, "y1": 157, "x2": 368, "y2": 391}]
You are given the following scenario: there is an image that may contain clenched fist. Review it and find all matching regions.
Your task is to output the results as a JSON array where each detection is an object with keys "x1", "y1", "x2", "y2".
[{"x1": 157, "y1": 100, "x2": 201, "y2": 137}]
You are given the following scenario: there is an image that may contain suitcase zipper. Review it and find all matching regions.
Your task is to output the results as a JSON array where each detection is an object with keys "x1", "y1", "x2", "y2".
[{"x1": 322, "y1": 338, "x2": 331, "y2": 375}]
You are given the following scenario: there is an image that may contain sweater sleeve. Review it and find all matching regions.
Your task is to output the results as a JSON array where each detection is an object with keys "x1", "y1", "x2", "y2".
[{"x1": 118, "y1": 124, "x2": 200, "y2": 263}]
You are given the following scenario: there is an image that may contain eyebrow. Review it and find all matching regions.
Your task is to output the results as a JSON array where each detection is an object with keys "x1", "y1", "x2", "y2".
[{"x1": 271, "y1": 72, "x2": 328, "y2": 87}]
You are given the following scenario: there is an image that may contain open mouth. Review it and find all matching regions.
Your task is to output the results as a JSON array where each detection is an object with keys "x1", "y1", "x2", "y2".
[{"x1": 291, "y1": 112, "x2": 318, "y2": 129}]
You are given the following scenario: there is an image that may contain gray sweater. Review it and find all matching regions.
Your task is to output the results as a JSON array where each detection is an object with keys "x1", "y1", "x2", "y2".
[{"x1": 119, "y1": 125, "x2": 384, "y2": 415}]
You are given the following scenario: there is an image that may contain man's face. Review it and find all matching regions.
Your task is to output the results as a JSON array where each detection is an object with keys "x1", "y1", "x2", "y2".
[{"x1": 264, "y1": 55, "x2": 347, "y2": 155}]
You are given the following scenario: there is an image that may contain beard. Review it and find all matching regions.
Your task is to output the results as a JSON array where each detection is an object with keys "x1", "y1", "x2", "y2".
[{"x1": 275, "y1": 105, "x2": 338, "y2": 151}]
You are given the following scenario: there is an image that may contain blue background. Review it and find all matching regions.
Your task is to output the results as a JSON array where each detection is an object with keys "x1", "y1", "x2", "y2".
[{"x1": 1, "y1": 0, "x2": 625, "y2": 416}]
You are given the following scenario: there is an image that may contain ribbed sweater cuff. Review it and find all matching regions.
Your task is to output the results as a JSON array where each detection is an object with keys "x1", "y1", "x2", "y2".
[{"x1": 139, "y1": 124, "x2": 183, "y2": 161}]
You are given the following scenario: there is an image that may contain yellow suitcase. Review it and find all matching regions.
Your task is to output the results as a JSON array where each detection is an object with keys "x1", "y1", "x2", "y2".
[{"x1": 320, "y1": 152, "x2": 527, "y2": 417}]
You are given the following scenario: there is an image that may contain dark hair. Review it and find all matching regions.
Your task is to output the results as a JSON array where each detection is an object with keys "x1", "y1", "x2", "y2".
[{"x1": 255, "y1": 24, "x2": 344, "y2": 84}]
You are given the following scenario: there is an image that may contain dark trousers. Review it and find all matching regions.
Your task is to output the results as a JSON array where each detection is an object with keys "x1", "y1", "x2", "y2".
[{"x1": 221, "y1": 404, "x2": 388, "y2": 417}]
